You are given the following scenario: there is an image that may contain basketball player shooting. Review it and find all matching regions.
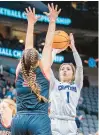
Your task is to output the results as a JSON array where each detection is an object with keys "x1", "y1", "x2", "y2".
[{"x1": 49, "y1": 33, "x2": 83, "y2": 135}]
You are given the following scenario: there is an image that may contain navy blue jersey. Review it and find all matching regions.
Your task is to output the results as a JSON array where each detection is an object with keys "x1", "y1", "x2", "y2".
[{"x1": 15, "y1": 67, "x2": 49, "y2": 113}]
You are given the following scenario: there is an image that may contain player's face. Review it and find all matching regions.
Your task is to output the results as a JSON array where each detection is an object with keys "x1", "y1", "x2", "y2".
[
  {"x1": 0, "y1": 102, "x2": 12, "y2": 117},
  {"x1": 59, "y1": 64, "x2": 73, "y2": 82}
]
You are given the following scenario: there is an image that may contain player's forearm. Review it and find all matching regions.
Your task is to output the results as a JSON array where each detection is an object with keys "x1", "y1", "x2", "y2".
[
  {"x1": 72, "y1": 46, "x2": 83, "y2": 67},
  {"x1": 25, "y1": 22, "x2": 34, "y2": 50},
  {"x1": 42, "y1": 21, "x2": 56, "y2": 69},
  {"x1": 72, "y1": 46, "x2": 83, "y2": 89},
  {"x1": 51, "y1": 49, "x2": 57, "y2": 66},
  {"x1": 45, "y1": 21, "x2": 55, "y2": 48}
]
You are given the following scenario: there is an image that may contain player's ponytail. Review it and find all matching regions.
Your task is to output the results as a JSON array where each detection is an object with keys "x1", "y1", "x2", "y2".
[{"x1": 21, "y1": 48, "x2": 48, "y2": 102}]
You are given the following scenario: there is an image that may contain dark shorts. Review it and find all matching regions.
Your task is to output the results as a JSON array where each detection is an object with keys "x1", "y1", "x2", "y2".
[{"x1": 11, "y1": 111, "x2": 52, "y2": 135}]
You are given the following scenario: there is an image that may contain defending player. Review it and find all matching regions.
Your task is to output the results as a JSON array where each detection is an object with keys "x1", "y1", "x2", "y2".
[{"x1": 11, "y1": 4, "x2": 61, "y2": 135}]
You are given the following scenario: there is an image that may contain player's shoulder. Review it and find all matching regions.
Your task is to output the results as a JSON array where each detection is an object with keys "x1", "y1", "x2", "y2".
[
  {"x1": 55, "y1": 79, "x2": 62, "y2": 85},
  {"x1": 70, "y1": 81, "x2": 77, "y2": 86},
  {"x1": 52, "y1": 79, "x2": 62, "y2": 90},
  {"x1": 70, "y1": 81, "x2": 75, "y2": 85},
  {"x1": 71, "y1": 81, "x2": 81, "y2": 90}
]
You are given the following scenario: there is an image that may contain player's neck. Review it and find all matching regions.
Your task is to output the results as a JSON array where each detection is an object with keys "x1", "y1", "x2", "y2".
[{"x1": 61, "y1": 80, "x2": 72, "y2": 83}]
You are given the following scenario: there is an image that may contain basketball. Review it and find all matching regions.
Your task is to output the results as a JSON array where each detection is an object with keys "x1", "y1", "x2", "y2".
[{"x1": 52, "y1": 30, "x2": 70, "y2": 49}]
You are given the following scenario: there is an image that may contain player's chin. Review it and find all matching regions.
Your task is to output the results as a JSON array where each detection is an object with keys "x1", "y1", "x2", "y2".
[
  {"x1": 62, "y1": 76, "x2": 68, "y2": 81},
  {"x1": 63, "y1": 75, "x2": 68, "y2": 78}
]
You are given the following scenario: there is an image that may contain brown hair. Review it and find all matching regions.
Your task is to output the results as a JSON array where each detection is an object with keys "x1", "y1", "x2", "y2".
[
  {"x1": 2, "y1": 98, "x2": 16, "y2": 116},
  {"x1": 59, "y1": 63, "x2": 76, "y2": 81},
  {"x1": 21, "y1": 48, "x2": 48, "y2": 102}
]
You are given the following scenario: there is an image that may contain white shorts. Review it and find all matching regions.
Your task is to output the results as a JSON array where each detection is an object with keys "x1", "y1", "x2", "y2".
[{"x1": 51, "y1": 118, "x2": 78, "y2": 135}]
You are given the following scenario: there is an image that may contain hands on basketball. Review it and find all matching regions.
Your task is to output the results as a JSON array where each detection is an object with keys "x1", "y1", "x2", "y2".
[
  {"x1": 43, "y1": 3, "x2": 61, "y2": 22},
  {"x1": 24, "y1": 7, "x2": 40, "y2": 24},
  {"x1": 54, "y1": 33, "x2": 76, "y2": 54}
]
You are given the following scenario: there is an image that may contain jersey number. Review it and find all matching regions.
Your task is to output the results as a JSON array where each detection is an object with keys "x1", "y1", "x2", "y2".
[{"x1": 66, "y1": 92, "x2": 70, "y2": 103}]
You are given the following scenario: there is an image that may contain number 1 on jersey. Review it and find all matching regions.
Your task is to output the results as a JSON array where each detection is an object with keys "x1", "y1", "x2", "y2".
[{"x1": 66, "y1": 92, "x2": 70, "y2": 103}]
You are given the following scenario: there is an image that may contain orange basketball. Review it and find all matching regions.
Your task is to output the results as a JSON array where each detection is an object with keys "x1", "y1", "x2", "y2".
[{"x1": 52, "y1": 30, "x2": 70, "y2": 49}]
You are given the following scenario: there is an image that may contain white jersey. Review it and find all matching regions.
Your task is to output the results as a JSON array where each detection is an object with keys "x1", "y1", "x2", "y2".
[
  {"x1": 49, "y1": 51, "x2": 83, "y2": 119},
  {"x1": 49, "y1": 78, "x2": 80, "y2": 118}
]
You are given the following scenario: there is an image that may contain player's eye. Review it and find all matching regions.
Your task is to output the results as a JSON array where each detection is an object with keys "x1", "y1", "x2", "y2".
[
  {"x1": 67, "y1": 68, "x2": 70, "y2": 70},
  {"x1": 61, "y1": 67, "x2": 64, "y2": 70}
]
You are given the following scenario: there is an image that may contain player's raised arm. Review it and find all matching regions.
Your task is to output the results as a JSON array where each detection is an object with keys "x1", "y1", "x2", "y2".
[
  {"x1": 69, "y1": 33, "x2": 83, "y2": 90},
  {"x1": 16, "y1": 7, "x2": 40, "y2": 77},
  {"x1": 24, "y1": 7, "x2": 40, "y2": 50},
  {"x1": 41, "y1": 3, "x2": 61, "y2": 78}
]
